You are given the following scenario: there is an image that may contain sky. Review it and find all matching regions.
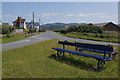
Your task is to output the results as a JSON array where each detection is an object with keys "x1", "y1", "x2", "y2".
[
  {"x1": 2, "y1": 0, "x2": 120, "y2": 2},
  {"x1": 2, "y1": 2, "x2": 118, "y2": 25}
]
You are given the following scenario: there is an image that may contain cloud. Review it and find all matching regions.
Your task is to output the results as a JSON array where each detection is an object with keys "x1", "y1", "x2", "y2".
[
  {"x1": 39, "y1": 13, "x2": 85, "y2": 17},
  {"x1": 25, "y1": 12, "x2": 63, "y2": 19},
  {"x1": 23, "y1": 12, "x2": 117, "y2": 24},
  {"x1": 3, "y1": 14, "x2": 17, "y2": 18},
  {"x1": 41, "y1": 12, "x2": 62, "y2": 17},
  {"x1": 66, "y1": 13, "x2": 85, "y2": 17},
  {"x1": 25, "y1": 12, "x2": 112, "y2": 20},
  {"x1": 66, "y1": 13, "x2": 114, "y2": 19},
  {"x1": 65, "y1": 13, "x2": 117, "y2": 23},
  {"x1": 24, "y1": 14, "x2": 32, "y2": 17},
  {"x1": 66, "y1": 14, "x2": 75, "y2": 17},
  {"x1": 78, "y1": 13, "x2": 85, "y2": 16}
]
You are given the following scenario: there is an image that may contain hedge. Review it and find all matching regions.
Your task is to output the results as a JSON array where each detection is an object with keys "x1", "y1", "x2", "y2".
[
  {"x1": 15, "y1": 27, "x2": 24, "y2": 29},
  {"x1": 66, "y1": 25, "x2": 104, "y2": 34}
]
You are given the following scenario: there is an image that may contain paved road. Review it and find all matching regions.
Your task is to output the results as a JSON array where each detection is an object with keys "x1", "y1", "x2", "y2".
[{"x1": 1, "y1": 31, "x2": 119, "y2": 50}]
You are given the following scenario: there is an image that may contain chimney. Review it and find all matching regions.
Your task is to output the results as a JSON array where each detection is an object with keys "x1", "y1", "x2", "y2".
[{"x1": 17, "y1": 16, "x2": 20, "y2": 27}]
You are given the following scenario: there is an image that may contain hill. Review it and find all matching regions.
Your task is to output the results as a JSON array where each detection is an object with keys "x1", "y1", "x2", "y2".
[
  {"x1": 40, "y1": 23, "x2": 87, "y2": 30},
  {"x1": 41, "y1": 23, "x2": 66, "y2": 30}
]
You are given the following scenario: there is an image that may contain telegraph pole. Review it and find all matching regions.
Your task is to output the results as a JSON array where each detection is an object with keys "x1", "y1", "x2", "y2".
[
  {"x1": 39, "y1": 18, "x2": 40, "y2": 31},
  {"x1": 33, "y1": 12, "x2": 34, "y2": 28}
]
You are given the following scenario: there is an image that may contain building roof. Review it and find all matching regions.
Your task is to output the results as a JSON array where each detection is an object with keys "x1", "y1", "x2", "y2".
[
  {"x1": 86, "y1": 22, "x2": 120, "y2": 27},
  {"x1": 93, "y1": 22, "x2": 109, "y2": 27},
  {"x1": 87, "y1": 22, "x2": 120, "y2": 29},
  {"x1": 103, "y1": 22, "x2": 120, "y2": 29},
  {"x1": 2, "y1": 23, "x2": 9, "y2": 25},
  {"x1": 26, "y1": 22, "x2": 39, "y2": 26},
  {"x1": 86, "y1": 22, "x2": 109, "y2": 27},
  {"x1": 13, "y1": 17, "x2": 25, "y2": 23}
]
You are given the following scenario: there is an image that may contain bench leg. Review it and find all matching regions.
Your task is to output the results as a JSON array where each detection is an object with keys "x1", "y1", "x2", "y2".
[
  {"x1": 57, "y1": 51, "x2": 64, "y2": 58},
  {"x1": 97, "y1": 60, "x2": 105, "y2": 71}
]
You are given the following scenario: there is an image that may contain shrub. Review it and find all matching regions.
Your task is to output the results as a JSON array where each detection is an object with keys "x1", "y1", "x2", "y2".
[
  {"x1": 106, "y1": 34, "x2": 110, "y2": 38},
  {"x1": 60, "y1": 30, "x2": 67, "y2": 34},
  {"x1": 100, "y1": 35, "x2": 104, "y2": 38},
  {"x1": 34, "y1": 28, "x2": 37, "y2": 32},
  {"x1": 1, "y1": 24, "x2": 15, "y2": 34},
  {"x1": 25, "y1": 29, "x2": 29, "y2": 32},
  {"x1": 95, "y1": 34, "x2": 100, "y2": 38},
  {"x1": 53, "y1": 29, "x2": 68, "y2": 34},
  {"x1": 6, "y1": 34, "x2": 10, "y2": 38},
  {"x1": 53, "y1": 29, "x2": 62, "y2": 32},
  {"x1": 38, "y1": 29, "x2": 46, "y2": 32}
]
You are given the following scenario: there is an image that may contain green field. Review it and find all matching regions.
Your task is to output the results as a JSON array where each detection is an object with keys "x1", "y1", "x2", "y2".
[
  {"x1": 2, "y1": 39, "x2": 118, "y2": 78},
  {"x1": 1, "y1": 32, "x2": 42, "y2": 44},
  {"x1": 56, "y1": 32, "x2": 119, "y2": 43}
]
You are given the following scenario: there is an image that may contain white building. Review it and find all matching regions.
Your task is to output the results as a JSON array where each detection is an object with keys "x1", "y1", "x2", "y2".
[{"x1": 26, "y1": 22, "x2": 39, "y2": 30}]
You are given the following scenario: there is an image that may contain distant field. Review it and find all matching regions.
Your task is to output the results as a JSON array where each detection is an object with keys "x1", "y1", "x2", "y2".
[
  {"x1": 2, "y1": 39, "x2": 118, "y2": 78},
  {"x1": 56, "y1": 31, "x2": 119, "y2": 43}
]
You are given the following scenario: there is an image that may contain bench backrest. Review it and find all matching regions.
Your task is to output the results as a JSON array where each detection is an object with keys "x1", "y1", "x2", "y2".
[{"x1": 58, "y1": 41, "x2": 113, "y2": 52}]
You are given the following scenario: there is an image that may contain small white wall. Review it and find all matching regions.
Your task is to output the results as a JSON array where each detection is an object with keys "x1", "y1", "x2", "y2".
[
  {"x1": 16, "y1": 29, "x2": 23, "y2": 33},
  {"x1": 15, "y1": 29, "x2": 23, "y2": 33}
]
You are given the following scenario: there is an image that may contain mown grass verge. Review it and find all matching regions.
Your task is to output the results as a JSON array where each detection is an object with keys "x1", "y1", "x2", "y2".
[
  {"x1": 2, "y1": 39, "x2": 119, "y2": 78},
  {"x1": 1, "y1": 32, "x2": 42, "y2": 44}
]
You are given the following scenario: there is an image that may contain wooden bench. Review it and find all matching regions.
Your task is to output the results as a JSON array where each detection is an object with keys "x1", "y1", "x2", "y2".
[{"x1": 52, "y1": 40, "x2": 118, "y2": 71}]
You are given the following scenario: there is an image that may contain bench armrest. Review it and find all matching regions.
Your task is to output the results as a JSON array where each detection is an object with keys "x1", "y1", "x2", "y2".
[
  {"x1": 112, "y1": 52, "x2": 118, "y2": 60},
  {"x1": 112, "y1": 52, "x2": 118, "y2": 55}
]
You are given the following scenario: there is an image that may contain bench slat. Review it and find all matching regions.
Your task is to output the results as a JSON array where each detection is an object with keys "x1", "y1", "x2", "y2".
[
  {"x1": 58, "y1": 41, "x2": 76, "y2": 46},
  {"x1": 52, "y1": 48, "x2": 111, "y2": 61},
  {"x1": 58, "y1": 41, "x2": 113, "y2": 52},
  {"x1": 81, "y1": 48, "x2": 109, "y2": 54}
]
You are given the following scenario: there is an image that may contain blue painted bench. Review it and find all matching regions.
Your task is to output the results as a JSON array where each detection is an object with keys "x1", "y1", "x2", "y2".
[{"x1": 52, "y1": 40, "x2": 118, "y2": 70}]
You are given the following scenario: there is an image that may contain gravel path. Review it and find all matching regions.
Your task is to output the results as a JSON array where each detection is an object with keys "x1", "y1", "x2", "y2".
[{"x1": 1, "y1": 31, "x2": 119, "y2": 50}]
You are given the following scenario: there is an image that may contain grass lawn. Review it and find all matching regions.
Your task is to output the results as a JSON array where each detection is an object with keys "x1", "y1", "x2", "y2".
[
  {"x1": 56, "y1": 32, "x2": 119, "y2": 43},
  {"x1": 2, "y1": 39, "x2": 119, "y2": 78},
  {"x1": 1, "y1": 32, "x2": 42, "y2": 44}
]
